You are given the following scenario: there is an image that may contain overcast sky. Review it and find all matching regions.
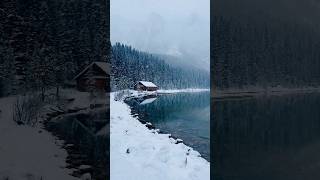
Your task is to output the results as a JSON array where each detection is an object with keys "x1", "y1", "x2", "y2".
[{"x1": 111, "y1": 0, "x2": 210, "y2": 71}]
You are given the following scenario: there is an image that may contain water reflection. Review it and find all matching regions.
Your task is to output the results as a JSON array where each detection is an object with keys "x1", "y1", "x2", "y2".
[
  {"x1": 130, "y1": 95, "x2": 158, "y2": 105},
  {"x1": 212, "y1": 93, "x2": 320, "y2": 180},
  {"x1": 45, "y1": 110, "x2": 109, "y2": 179},
  {"x1": 126, "y1": 92, "x2": 210, "y2": 160}
]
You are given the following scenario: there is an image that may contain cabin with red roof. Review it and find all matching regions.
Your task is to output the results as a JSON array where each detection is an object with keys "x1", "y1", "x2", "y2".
[{"x1": 134, "y1": 81, "x2": 158, "y2": 91}]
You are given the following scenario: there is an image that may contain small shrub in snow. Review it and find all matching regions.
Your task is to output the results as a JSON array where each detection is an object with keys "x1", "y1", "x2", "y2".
[
  {"x1": 114, "y1": 90, "x2": 131, "y2": 101},
  {"x1": 114, "y1": 91, "x2": 124, "y2": 101},
  {"x1": 12, "y1": 94, "x2": 42, "y2": 126}
]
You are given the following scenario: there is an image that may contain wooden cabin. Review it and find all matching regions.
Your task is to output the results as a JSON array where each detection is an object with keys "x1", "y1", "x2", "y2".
[
  {"x1": 134, "y1": 81, "x2": 158, "y2": 91},
  {"x1": 74, "y1": 62, "x2": 110, "y2": 92}
]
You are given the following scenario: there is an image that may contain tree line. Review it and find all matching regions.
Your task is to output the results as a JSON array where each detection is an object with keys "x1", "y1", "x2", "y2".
[
  {"x1": 111, "y1": 43, "x2": 210, "y2": 91},
  {"x1": 212, "y1": 15, "x2": 320, "y2": 90}
]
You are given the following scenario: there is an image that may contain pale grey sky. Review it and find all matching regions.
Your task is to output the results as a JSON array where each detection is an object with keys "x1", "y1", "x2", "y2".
[{"x1": 111, "y1": 0, "x2": 210, "y2": 71}]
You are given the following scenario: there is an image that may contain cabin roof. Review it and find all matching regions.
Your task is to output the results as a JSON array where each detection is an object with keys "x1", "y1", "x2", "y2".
[
  {"x1": 74, "y1": 62, "x2": 110, "y2": 80},
  {"x1": 138, "y1": 81, "x2": 158, "y2": 88}
]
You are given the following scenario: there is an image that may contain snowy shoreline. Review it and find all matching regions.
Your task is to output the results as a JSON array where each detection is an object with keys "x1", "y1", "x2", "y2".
[
  {"x1": 110, "y1": 91, "x2": 210, "y2": 180},
  {"x1": 0, "y1": 96, "x2": 77, "y2": 180},
  {"x1": 0, "y1": 90, "x2": 107, "y2": 180}
]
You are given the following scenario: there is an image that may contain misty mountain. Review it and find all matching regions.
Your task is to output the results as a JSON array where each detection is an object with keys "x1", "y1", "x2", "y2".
[
  {"x1": 111, "y1": 0, "x2": 209, "y2": 72},
  {"x1": 156, "y1": 53, "x2": 209, "y2": 73},
  {"x1": 111, "y1": 43, "x2": 209, "y2": 91}
]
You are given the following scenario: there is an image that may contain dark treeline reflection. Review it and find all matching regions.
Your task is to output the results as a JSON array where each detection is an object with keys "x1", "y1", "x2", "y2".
[
  {"x1": 46, "y1": 110, "x2": 108, "y2": 179},
  {"x1": 212, "y1": 94, "x2": 320, "y2": 180},
  {"x1": 126, "y1": 92, "x2": 210, "y2": 160}
]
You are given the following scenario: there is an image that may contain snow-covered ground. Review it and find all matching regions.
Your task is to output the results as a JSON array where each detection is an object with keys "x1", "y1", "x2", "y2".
[
  {"x1": 110, "y1": 92, "x2": 210, "y2": 180},
  {"x1": 0, "y1": 96, "x2": 78, "y2": 180}
]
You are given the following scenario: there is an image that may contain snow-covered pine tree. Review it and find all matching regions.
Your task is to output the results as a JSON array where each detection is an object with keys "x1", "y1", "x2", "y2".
[{"x1": 110, "y1": 43, "x2": 210, "y2": 91}]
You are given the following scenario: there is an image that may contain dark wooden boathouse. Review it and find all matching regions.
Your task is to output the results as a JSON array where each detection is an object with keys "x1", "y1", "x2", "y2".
[
  {"x1": 74, "y1": 62, "x2": 110, "y2": 92},
  {"x1": 134, "y1": 81, "x2": 158, "y2": 91}
]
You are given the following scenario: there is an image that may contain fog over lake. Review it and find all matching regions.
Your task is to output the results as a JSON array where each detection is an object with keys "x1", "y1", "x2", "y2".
[{"x1": 111, "y1": 0, "x2": 210, "y2": 71}]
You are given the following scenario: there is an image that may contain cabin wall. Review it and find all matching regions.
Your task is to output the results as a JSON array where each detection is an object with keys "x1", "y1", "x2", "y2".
[
  {"x1": 75, "y1": 63, "x2": 110, "y2": 92},
  {"x1": 95, "y1": 79, "x2": 107, "y2": 91},
  {"x1": 77, "y1": 78, "x2": 87, "y2": 92},
  {"x1": 135, "y1": 84, "x2": 145, "y2": 91},
  {"x1": 76, "y1": 75, "x2": 109, "y2": 92},
  {"x1": 146, "y1": 87, "x2": 158, "y2": 91}
]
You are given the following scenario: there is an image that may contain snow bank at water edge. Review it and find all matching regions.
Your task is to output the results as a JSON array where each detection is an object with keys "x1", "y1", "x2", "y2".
[
  {"x1": 157, "y1": 88, "x2": 210, "y2": 94},
  {"x1": 112, "y1": 90, "x2": 157, "y2": 101},
  {"x1": 115, "y1": 89, "x2": 210, "y2": 99},
  {"x1": 110, "y1": 92, "x2": 210, "y2": 180},
  {"x1": 0, "y1": 97, "x2": 77, "y2": 180}
]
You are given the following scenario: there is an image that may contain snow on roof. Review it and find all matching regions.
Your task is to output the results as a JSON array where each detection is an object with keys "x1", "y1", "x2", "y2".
[
  {"x1": 74, "y1": 61, "x2": 110, "y2": 79},
  {"x1": 138, "y1": 81, "x2": 158, "y2": 88},
  {"x1": 94, "y1": 62, "x2": 110, "y2": 73}
]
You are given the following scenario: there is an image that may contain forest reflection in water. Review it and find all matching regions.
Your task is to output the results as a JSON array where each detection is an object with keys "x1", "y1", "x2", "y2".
[
  {"x1": 126, "y1": 92, "x2": 210, "y2": 161},
  {"x1": 212, "y1": 93, "x2": 320, "y2": 180}
]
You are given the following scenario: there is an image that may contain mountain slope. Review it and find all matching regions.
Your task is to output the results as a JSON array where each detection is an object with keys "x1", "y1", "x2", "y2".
[{"x1": 111, "y1": 43, "x2": 209, "y2": 91}]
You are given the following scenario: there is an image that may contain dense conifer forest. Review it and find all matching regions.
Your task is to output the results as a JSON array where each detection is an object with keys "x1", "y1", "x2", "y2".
[
  {"x1": 0, "y1": 0, "x2": 109, "y2": 97},
  {"x1": 110, "y1": 43, "x2": 210, "y2": 91},
  {"x1": 212, "y1": 0, "x2": 320, "y2": 90},
  {"x1": 0, "y1": 0, "x2": 208, "y2": 95}
]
